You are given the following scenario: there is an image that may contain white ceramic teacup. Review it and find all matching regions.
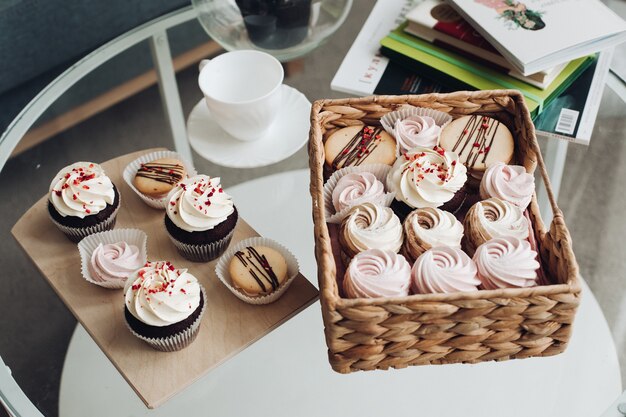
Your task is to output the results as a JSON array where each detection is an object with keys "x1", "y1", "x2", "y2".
[{"x1": 198, "y1": 50, "x2": 284, "y2": 142}]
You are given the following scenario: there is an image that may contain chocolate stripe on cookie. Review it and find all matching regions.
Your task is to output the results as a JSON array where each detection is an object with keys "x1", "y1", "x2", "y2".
[
  {"x1": 451, "y1": 115, "x2": 499, "y2": 168},
  {"x1": 331, "y1": 126, "x2": 383, "y2": 169},
  {"x1": 234, "y1": 246, "x2": 280, "y2": 292},
  {"x1": 136, "y1": 163, "x2": 185, "y2": 185}
]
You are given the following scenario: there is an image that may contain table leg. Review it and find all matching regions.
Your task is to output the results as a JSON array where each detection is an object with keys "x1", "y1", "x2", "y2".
[{"x1": 149, "y1": 31, "x2": 193, "y2": 163}]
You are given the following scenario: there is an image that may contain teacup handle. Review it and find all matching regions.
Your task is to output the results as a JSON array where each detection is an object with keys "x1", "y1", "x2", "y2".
[{"x1": 199, "y1": 59, "x2": 210, "y2": 73}]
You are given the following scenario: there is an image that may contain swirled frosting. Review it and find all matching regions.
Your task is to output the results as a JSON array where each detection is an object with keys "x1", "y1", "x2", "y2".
[
  {"x1": 166, "y1": 175, "x2": 234, "y2": 232},
  {"x1": 466, "y1": 198, "x2": 529, "y2": 244},
  {"x1": 88, "y1": 242, "x2": 143, "y2": 284},
  {"x1": 394, "y1": 115, "x2": 441, "y2": 153},
  {"x1": 49, "y1": 162, "x2": 115, "y2": 218},
  {"x1": 343, "y1": 249, "x2": 411, "y2": 298},
  {"x1": 411, "y1": 246, "x2": 480, "y2": 294},
  {"x1": 124, "y1": 261, "x2": 201, "y2": 327},
  {"x1": 387, "y1": 146, "x2": 467, "y2": 209},
  {"x1": 332, "y1": 172, "x2": 386, "y2": 212},
  {"x1": 480, "y1": 162, "x2": 535, "y2": 209},
  {"x1": 403, "y1": 207, "x2": 463, "y2": 261},
  {"x1": 473, "y1": 237, "x2": 539, "y2": 290},
  {"x1": 340, "y1": 202, "x2": 403, "y2": 257}
]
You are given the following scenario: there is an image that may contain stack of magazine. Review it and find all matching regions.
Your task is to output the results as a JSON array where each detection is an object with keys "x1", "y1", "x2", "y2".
[{"x1": 332, "y1": 0, "x2": 625, "y2": 145}]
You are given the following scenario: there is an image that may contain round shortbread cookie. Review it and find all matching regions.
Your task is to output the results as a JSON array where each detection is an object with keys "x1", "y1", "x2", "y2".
[
  {"x1": 132, "y1": 157, "x2": 186, "y2": 197},
  {"x1": 324, "y1": 125, "x2": 396, "y2": 172},
  {"x1": 229, "y1": 246, "x2": 288, "y2": 297},
  {"x1": 439, "y1": 115, "x2": 514, "y2": 175}
]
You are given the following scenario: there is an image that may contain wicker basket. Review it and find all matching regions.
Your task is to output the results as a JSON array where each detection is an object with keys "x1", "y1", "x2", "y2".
[{"x1": 308, "y1": 90, "x2": 581, "y2": 374}]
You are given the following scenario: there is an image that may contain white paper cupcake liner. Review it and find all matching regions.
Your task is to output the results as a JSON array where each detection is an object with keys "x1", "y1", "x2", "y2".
[
  {"x1": 215, "y1": 237, "x2": 300, "y2": 305},
  {"x1": 49, "y1": 201, "x2": 120, "y2": 243},
  {"x1": 123, "y1": 150, "x2": 197, "y2": 209},
  {"x1": 78, "y1": 228, "x2": 148, "y2": 289},
  {"x1": 125, "y1": 286, "x2": 207, "y2": 352},
  {"x1": 323, "y1": 164, "x2": 395, "y2": 224},
  {"x1": 385, "y1": 172, "x2": 398, "y2": 198},
  {"x1": 168, "y1": 228, "x2": 235, "y2": 262},
  {"x1": 380, "y1": 106, "x2": 453, "y2": 156}
]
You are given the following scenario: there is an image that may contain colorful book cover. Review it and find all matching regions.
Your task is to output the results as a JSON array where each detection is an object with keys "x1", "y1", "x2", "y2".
[
  {"x1": 330, "y1": 0, "x2": 423, "y2": 96},
  {"x1": 331, "y1": 0, "x2": 606, "y2": 146},
  {"x1": 535, "y1": 49, "x2": 612, "y2": 145},
  {"x1": 446, "y1": 0, "x2": 626, "y2": 75},
  {"x1": 374, "y1": 60, "x2": 450, "y2": 95},
  {"x1": 381, "y1": 23, "x2": 594, "y2": 117},
  {"x1": 408, "y1": 1, "x2": 513, "y2": 65},
  {"x1": 404, "y1": 0, "x2": 567, "y2": 88}
]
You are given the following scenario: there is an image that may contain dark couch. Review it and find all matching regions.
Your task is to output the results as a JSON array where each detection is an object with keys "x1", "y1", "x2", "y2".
[{"x1": 0, "y1": 0, "x2": 209, "y2": 139}]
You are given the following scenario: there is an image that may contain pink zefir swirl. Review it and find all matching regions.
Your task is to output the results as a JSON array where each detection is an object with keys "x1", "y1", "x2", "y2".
[
  {"x1": 473, "y1": 236, "x2": 540, "y2": 290},
  {"x1": 411, "y1": 246, "x2": 480, "y2": 294},
  {"x1": 343, "y1": 249, "x2": 411, "y2": 298},
  {"x1": 480, "y1": 162, "x2": 535, "y2": 209},
  {"x1": 88, "y1": 242, "x2": 143, "y2": 284},
  {"x1": 394, "y1": 115, "x2": 441, "y2": 154},
  {"x1": 332, "y1": 172, "x2": 386, "y2": 212}
]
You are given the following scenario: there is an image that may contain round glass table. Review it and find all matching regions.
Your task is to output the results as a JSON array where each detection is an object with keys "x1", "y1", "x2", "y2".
[{"x1": 1, "y1": 2, "x2": 625, "y2": 416}]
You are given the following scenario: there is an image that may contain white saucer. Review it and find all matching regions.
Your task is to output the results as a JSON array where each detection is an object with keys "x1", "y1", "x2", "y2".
[{"x1": 187, "y1": 84, "x2": 311, "y2": 168}]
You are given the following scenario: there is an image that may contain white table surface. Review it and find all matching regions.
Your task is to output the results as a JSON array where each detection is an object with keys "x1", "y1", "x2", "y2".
[{"x1": 59, "y1": 169, "x2": 622, "y2": 417}]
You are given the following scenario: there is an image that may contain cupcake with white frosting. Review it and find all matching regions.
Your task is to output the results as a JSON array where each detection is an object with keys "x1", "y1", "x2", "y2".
[
  {"x1": 411, "y1": 246, "x2": 480, "y2": 294},
  {"x1": 463, "y1": 197, "x2": 529, "y2": 256},
  {"x1": 124, "y1": 261, "x2": 206, "y2": 351},
  {"x1": 48, "y1": 162, "x2": 120, "y2": 242},
  {"x1": 165, "y1": 175, "x2": 237, "y2": 262},
  {"x1": 473, "y1": 237, "x2": 539, "y2": 290},
  {"x1": 386, "y1": 146, "x2": 468, "y2": 220},
  {"x1": 402, "y1": 207, "x2": 464, "y2": 264},
  {"x1": 339, "y1": 202, "x2": 403, "y2": 260}
]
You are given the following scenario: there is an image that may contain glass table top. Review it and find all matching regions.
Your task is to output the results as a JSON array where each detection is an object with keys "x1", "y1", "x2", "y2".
[{"x1": 1, "y1": 1, "x2": 625, "y2": 416}]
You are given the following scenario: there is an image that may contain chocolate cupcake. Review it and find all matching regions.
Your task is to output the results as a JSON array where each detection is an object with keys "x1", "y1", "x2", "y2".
[
  {"x1": 48, "y1": 162, "x2": 120, "y2": 242},
  {"x1": 165, "y1": 175, "x2": 237, "y2": 262},
  {"x1": 124, "y1": 261, "x2": 206, "y2": 351},
  {"x1": 386, "y1": 146, "x2": 468, "y2": 221}
]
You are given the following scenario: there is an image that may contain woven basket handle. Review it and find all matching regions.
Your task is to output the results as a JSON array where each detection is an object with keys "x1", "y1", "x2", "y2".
[
  {"x1": 309, "y1": 101, "x2": 340, "y2": 308},
  {"x1": 521, "y1": 94, "x2": 578, "y2": 285}
]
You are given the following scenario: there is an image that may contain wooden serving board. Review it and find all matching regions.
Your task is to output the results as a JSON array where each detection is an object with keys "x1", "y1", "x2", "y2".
[{"x1": 11, "y1": 149, "x2": 319, "y2": 409}]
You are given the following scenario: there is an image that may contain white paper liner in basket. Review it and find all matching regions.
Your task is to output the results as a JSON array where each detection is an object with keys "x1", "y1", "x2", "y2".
[
  {"x1": 78, "y1": 228, "x2": 148, "y2": 289},
  {"x1": 125, "y1": 286, "x2": 207, "y2": 352},
  {"x1": 48, "y1": 201, "x2": 120, "y2": 243},
  {"x1": 380, "y1": 106, "x2": 453, "y2": 156},
  {"x1": 215, "y1": 237, "x2": 300, "y2": 305},
  {"x1": 167, "y1": 228, "x2": 235, "y2": 262},
  {"x1": 323, "y1": 164, "x2": 395, "y2": 224},
  {"x1": 123, "y1": 150, "x2": 197, "y2": 209}
]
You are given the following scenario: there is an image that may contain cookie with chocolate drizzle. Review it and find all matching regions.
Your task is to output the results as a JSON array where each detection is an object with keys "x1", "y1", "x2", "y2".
[
  {"x1": 439, "y1": 115, "x2": 514, "y2": 186},
  {"x1": 133, "y1": 157, "x2": 187, "y2": 197},
  {"x1": 324, "y1": 125, "x2": 396, "y2": 175},
  {"x1": 229, "y1": 246, "x2": 288, "y2": 296}
]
